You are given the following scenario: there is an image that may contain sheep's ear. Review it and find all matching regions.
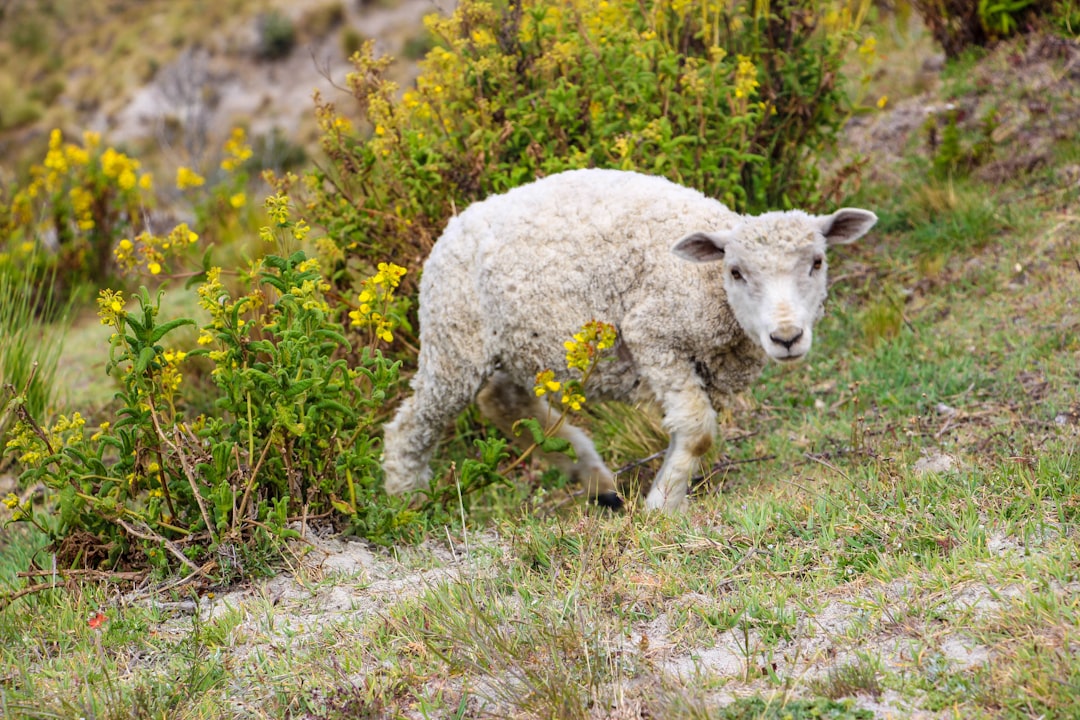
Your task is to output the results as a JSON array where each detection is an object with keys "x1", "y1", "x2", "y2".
[
  {"x1": 672, "y1": 231, "x2": 734, "y2": 263},
  {"x1": 818, "y1": 208, "x2": 877, "y2": 246}
]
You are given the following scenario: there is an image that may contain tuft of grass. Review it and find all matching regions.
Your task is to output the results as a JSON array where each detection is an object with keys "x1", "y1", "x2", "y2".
[
  {"x1": 0, "y1": 269, "x2": 67, "y2": 449},
  {"x1": 809, "y1": 654, "x2": 883, "y2": 700}
]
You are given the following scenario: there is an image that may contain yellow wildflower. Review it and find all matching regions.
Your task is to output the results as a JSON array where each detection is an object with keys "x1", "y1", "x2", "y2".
[
  {"x1": 534, "y1": 369, "x2": 562, "y2": 397},
  {"x1": 264, "y1": 192, "x2": 291, "y2": 225},
  {"x1": 229, "y1": 192, "x2": 246, "y2": 208},
  {"x1": 90, "y1": 421, "x2": 111, "y2": 442},
  {"x1": 220, "y1": 127, "x2": 253, "y2": 171},
  {"x1": 561, "y1": 389, "x2": 586, "y2": 411},
  {"x1": 118, "y1": 168, "x2": 137, "y2": 191},
  {"x1": 734, "y1": 55, "x2": 760, "y2": 99},
  {"x1": 858, "y1": 36, "x2": 877, "y2": 60},
  {"x1": 176, "y1": 166, "x2": 205, "y2": 190},
  {"x1": 97, "y1": 289, "x2": 126, "y2": 326}
]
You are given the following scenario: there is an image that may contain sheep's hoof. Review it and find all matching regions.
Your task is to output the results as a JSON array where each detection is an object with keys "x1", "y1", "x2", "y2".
[{"x1": 594, "y1": 492, "x2": 625, "y2": 512}]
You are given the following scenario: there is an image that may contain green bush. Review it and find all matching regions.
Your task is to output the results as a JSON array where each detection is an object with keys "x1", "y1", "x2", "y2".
[
  {"x1": 256, "y1": 10, "x2": 297, "y2": 61},
  {"x1": 1, "y1": 129, "x2": 152, "y2": 287},
  {"x1": 911, "y1": 0, "x2": 1058, "y2": 57},
  {"x1": 307, "y1": 0, "x2": 871, "y2": 288},
  {"x1": 3, "y1": 200, "x2": 427, "y2": 574}
]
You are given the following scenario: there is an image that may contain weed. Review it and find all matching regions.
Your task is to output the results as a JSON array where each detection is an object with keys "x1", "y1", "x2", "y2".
[
  {"x1": 809, "y1": 654, "x2": 883, "y2": 699},
  {"x1": 256, "y1": 10, "x2": 297, "y2": 60}
]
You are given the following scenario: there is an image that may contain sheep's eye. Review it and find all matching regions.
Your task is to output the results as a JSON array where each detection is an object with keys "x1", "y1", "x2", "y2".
[
  {"x1": 730, "y1": 268, "x2": 744, "y2": 282},
  {"x1": 810, "y1": 257, "x2": 824, "y2": 274}
]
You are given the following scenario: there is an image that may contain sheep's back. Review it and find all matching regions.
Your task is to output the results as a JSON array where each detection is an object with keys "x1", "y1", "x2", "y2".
[{"x1": 419, "y1": 170, "x2": 742, "y2": 396}]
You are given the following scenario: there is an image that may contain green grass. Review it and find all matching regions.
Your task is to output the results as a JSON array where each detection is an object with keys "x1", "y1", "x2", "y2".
[{"x1": 0, "y1": 269, "x2": 67, "y2": 449}]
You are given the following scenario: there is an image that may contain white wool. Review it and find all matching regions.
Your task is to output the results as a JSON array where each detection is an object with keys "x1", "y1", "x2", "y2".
[{"x1": 381, "y1": 169, "x2": 877, "y2": 512}]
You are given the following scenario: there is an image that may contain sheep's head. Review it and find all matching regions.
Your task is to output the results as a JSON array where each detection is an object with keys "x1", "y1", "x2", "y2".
[{"x1": 672, "y1": 208, "x2": 877, "y2": 362}]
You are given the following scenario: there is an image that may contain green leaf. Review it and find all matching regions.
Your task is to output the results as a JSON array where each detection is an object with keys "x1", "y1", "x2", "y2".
[
  {"x1": 134, "y1": 346, "x2": 155, "y2": 375},
  {"x1": 515, "y1": 417, "x2": 546, "y2": 444},
  {"x1": 315, "y1": 328, "x2": 350, "y2": 348},
  {"x1": 149, "y1": 318, "x2": 196, "y2": 344},
  {"x1": 331, "y1": 498, "x2": 355, "y2": 515},
  {"x1": 314, "y1": 399, "x2": 352, "y2": 416},
  {"x1": 540, "y1": 436, "x2": 574, "y2": 457}
]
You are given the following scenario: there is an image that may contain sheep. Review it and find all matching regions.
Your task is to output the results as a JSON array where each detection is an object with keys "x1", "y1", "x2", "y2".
[{"x1": 381, "y1": 168, "x2": 877, "y2": 512}]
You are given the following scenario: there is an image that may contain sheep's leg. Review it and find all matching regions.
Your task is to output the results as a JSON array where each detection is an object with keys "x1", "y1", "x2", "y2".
[
  {"x1": 644, "y1": 384, "x2": 717, "y2": 513},
  {"x1": 382, "y1": 370, "x2": 479, "y2": 496},
  {"x1": 477, "y1": 372, "x2": 623, "y2": 510}
]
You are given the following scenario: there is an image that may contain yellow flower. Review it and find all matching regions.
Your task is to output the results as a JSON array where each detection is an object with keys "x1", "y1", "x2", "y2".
[
  {"x1": 197, "y1": 330, "x2": 214, "y2": 345},
  {"x1": 858, "y1": 36, "x2": 877, "y2": 60},
  {"x1": 97, "y1": 289, "x2": 125, "y2": 325},
  {"x1": 118, "y1": 168, "x2": 137, "y2": 191},
  {"x1": 734, "y1": 55, "x2": 760, "y2": 99},
  {"x1": 264, "y1": 192, "x2": 291, "y2": 225},
  {"x1": 64, "y1": 144, "x2": 89, "y2": 167},
  {"x1": 229, "y1": 192, "x2": 246, "y2": 208},
  {"x1": 534, "y1": 369, "x2": 562, "y2": 397},
  {"x1": 560, "y1": 390, "x2": 585, "y2": 411},
  {"x1": 176, "y1": 166, "x2": 205, "y2": 190},
  {"x1": 877, "y1": 95, "x2": 888, "y2": 109},
  {"x1": 564, "y1": 320, "x2": 617, "y2": 372},
  {"x1": 2, "y1": 493, "x2": 18, "y2": 509},
  {"x1": 90, "y1": 421, "x2": 111, "y2": 442},
  {"x1": 163, "y1": 349, "x2": 185, "y2": 364},
  {"x1": 148, "y1": 261, "x2": 162, "y2": 275},
  {"x1": 139, "y1": 173, "x2": 153, "y2": 191},
  {"x1": 220, "y1": 127, "x2": 253, "y2": 171}
]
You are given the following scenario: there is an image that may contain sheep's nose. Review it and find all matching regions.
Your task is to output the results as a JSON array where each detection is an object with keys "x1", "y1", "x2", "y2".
[{"x1": 769, "y1": 327, "x2": 804, "y2": 350}]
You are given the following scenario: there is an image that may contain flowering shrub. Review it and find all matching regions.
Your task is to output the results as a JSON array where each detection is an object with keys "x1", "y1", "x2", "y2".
[
  {"x1": 2, "y1": 195, "x2": 427, "y2": 573},
  {"x1": 114, "y1": 127, "x2": 257, "y2": 279},
  {"x1": 0, "y1": 126, "x2": 258, "y2": 285},
  {"x1": 309, "y1": 0, "x2": 870, "y2": 288},
  {"x1": 1, "y1": 129, "x2": 152, "y2": 284}
]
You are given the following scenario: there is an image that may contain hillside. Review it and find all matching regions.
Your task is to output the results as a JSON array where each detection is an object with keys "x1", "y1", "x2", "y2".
[{"x1": 0, "y1": 0, "x2": 433, "y2": 174}]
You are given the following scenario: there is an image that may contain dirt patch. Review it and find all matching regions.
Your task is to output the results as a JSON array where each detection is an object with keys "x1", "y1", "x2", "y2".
[{"x1": 840, "y1": 34, "x2": 1080, "y2": 183}]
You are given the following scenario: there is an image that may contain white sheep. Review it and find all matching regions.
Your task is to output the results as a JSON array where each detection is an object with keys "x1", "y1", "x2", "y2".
[{"x1": 382, "y1": 169, "x2": 876, "y2": 512}]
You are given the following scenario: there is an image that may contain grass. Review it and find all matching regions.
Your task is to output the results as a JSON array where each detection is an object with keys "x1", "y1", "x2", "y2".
[
  {"x1": 0, "y1": 269, "x2": 67, "y2": 450},
  {"x1": 2, "y1": 23, "x2": 1080, "y2": 720}
]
